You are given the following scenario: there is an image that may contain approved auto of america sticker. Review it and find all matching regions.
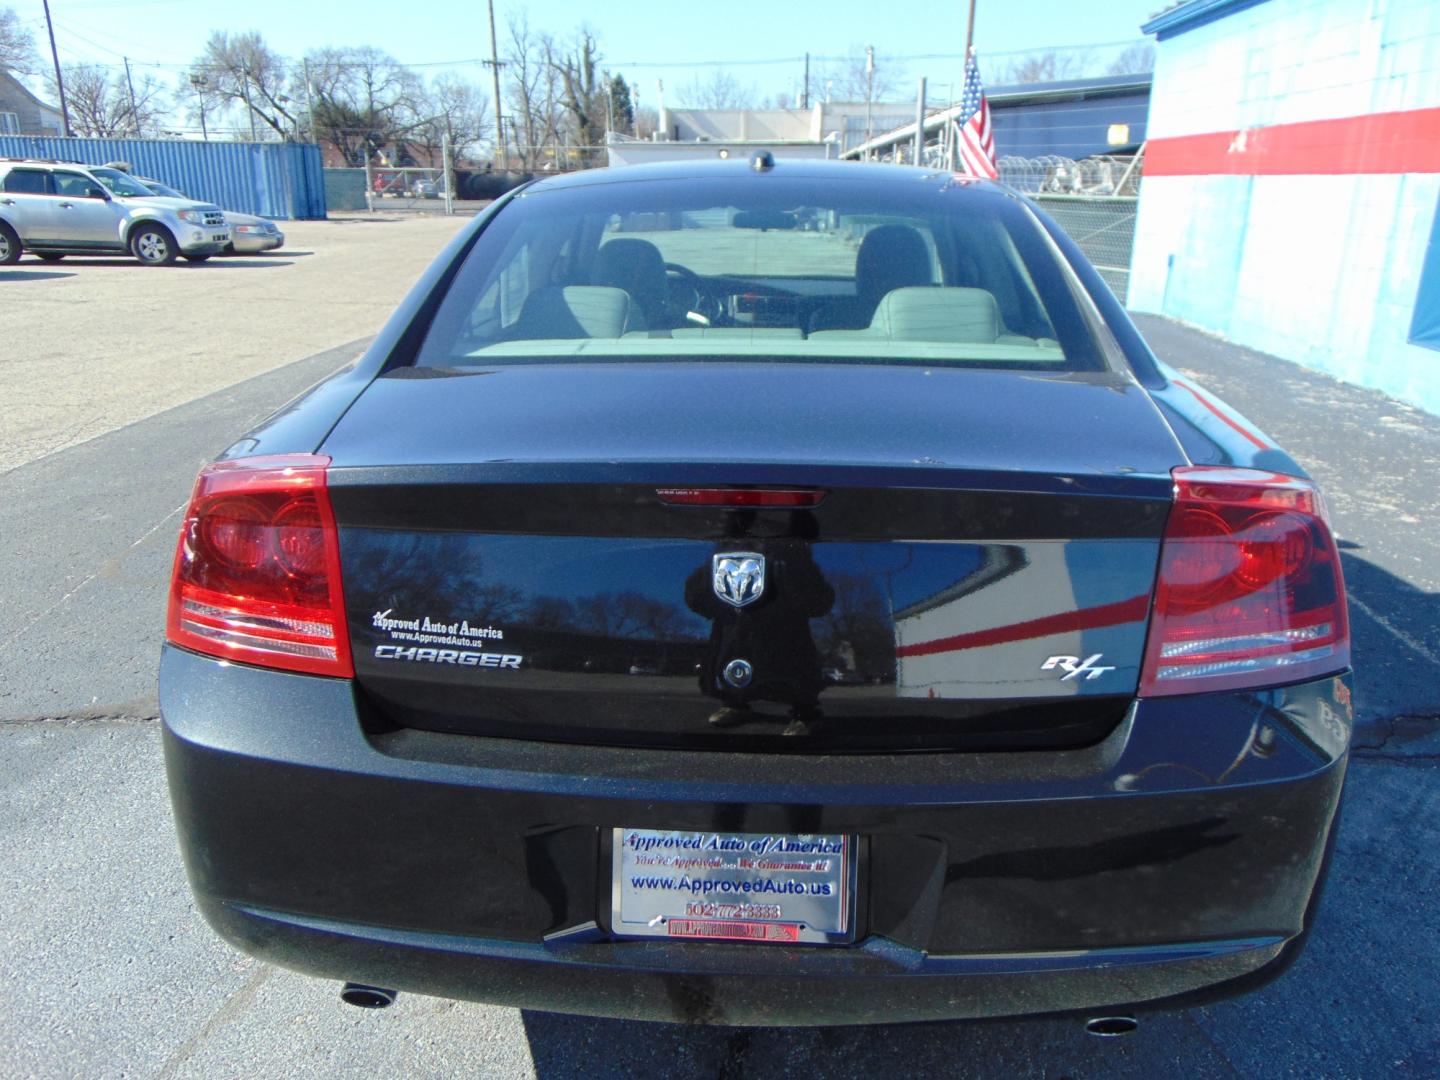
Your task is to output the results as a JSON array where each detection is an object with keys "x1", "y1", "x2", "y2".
[
  {"x1": 611, "y1": 829, "x2": 855, "y2": 945},
  {"x1": 369, "y1": 609, "x2": 523, "y2": 669}
]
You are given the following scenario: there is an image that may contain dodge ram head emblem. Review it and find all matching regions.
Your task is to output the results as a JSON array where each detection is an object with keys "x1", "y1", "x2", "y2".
[{"x1": 713, "y1": 552, "x2": 765, "y2": 608}]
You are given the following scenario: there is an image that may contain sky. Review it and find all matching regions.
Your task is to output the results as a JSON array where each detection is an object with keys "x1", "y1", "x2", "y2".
[{"x1": 10, "y1": 0, "x2": 1161, "y2": 127}]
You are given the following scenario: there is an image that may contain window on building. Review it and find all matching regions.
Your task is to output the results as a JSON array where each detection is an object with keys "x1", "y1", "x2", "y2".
[
  {"x1": 1410, "y1": 195, "x2": 1440, "y2": 353},
  {"x1": 0, "y1": 112, "x2": 20, "y2": 135}
]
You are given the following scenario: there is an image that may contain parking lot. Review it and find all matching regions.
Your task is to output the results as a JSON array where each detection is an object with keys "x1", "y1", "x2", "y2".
[{"x1": 1, "y1": 218, "x2": 1437, "y2": 1078}]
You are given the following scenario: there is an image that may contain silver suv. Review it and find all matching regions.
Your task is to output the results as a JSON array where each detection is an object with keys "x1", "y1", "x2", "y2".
[{"x1": 0, "y1": 158, "x2": 231, "y2": 266}]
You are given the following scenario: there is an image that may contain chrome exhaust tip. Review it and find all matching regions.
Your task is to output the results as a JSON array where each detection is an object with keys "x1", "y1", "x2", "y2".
[
  {"x1": 1085, "y1": 1015, "x2": 1138, "y2": 1037},
  {"x1": 340, "y1": 983, "x2": 397, "y2": 1009}
]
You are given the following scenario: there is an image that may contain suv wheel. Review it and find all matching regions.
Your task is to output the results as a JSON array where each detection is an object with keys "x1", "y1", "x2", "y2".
[
  {"x1": 130, "y1": 224, "x2": 177, "y2": 266},
  {"x1": 0, "y1": 222, "x2": 20, "y2": 265}
]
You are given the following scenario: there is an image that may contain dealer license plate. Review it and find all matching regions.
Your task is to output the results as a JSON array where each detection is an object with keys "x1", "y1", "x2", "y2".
[{"x1": 611, "y1": 828, "x2": 855, "y2": 944}]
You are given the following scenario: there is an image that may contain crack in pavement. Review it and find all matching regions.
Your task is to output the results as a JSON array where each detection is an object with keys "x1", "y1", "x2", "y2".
[
  {"x1": 0, "y1": 712, "x2": 158, "y2": 726},
  {"x1": 152, "y1": 963, "x2": 273, "y2": 1080},
  {"x1": 0, "y1": 499, "x2": 187, "y2": 656}
]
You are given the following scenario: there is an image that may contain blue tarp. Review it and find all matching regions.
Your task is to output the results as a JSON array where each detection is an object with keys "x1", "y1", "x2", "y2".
[{"x1": 1409, "y1": 194, "x2": 1440, "y2": 351}]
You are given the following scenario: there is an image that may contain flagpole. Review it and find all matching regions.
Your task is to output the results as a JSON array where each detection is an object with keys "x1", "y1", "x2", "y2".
[{"x1": 965, "y1": 0, "x2": 977, "y2": 56}]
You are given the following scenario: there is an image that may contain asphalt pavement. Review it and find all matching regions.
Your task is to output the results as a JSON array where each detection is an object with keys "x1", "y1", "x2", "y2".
[{"x1": 0, "y1": 317, "x2": 1437, "y2": 1078}]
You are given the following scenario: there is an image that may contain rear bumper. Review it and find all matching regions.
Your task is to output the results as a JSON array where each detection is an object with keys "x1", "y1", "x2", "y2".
[{"x1": 161, "y1": 645, "x2": 1351, "y2": 1025}]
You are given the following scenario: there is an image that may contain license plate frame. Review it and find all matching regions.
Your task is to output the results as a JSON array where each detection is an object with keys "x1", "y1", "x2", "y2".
[{"x1": 611, "y1": 828, "x2": 856, "y2": 945}]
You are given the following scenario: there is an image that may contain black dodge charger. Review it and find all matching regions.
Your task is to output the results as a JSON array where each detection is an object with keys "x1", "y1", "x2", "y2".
[{"x1": 161, "y1": 159, "x2": 1352, "y2": 1027}]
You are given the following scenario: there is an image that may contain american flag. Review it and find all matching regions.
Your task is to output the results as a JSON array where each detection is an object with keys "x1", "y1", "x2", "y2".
[{"x1": 955, "y1": 50, "x2": 997, "y2": 179}]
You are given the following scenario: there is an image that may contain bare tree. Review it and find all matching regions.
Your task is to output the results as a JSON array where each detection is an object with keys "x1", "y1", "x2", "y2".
[
  {"x1": 817, "y1": 47, "x2": 905, "y2": 103},
  {"x1": 506, "y1": 13, "x2": 563, "y2": 169},
  {"x1": 45, "y1": 62, "x2": 166, "y2": 137},
  {"x1": 1108, "y1": 43, "x2": 1156, "y2": 76},
  {"x1": 678, "y1": 69, "x2": 756, "y2": 109},
  {"x1": 412, "y1": 73, "x2": 491, "y2": 162},
  {"x1": 0, "y1": 6, "x2": 37, "y2": 76},
  {"x1": 194, "y1": 31, "x2": 296, "y2": 139},
  {"x1": 303, "y1": 45, "x2": 424, "y2": 164},
  {"x1": 999, "y1": 49, "x2": 1092, "y2": 85},
  {"x1": 548, "y1": 30, "x2": 607, "y2": 162}
]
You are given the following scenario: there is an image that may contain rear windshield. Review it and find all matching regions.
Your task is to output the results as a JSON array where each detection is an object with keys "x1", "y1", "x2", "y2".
[{"x1": 415, "y1": 173, "x2": 1109, "y2": 371}]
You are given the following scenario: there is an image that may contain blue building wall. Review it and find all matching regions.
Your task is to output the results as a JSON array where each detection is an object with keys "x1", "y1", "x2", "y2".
[
  {"x1": 1130, "y1": 0, "x2": 1440, "y2": 416},
  {"x1": 992, "y1": 90, "x2": 1149, "y2": 159},
  {"x1": 0, "y1": 137, "x2": 326, "y2": 220}
]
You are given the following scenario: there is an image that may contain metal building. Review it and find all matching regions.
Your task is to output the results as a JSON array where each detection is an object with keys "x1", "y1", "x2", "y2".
[
  {"x1": 1129, "y1": 0, "x2": 1440, "y2": 416},
  {"x1": 0, "y1": 135, "x2": 326, "y2": 220}
]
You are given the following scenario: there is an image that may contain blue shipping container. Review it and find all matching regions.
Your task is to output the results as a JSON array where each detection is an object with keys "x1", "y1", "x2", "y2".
[{"x1": 0, "y1": 136, "x2": 326, "y2": 220}]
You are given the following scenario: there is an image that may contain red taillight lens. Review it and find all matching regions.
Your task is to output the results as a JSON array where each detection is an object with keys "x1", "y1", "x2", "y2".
[
  {"x1": 166, "y1": 455, "x2": 353, "y2": 678},
  {"x1": 1138, "y1": 467, "x2": 1349, "y2": 697}
]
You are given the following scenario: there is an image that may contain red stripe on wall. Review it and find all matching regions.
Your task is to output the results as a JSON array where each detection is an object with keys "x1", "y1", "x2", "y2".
[
  {"x1": 1146, "y1": 106, "x2": 1440, "y2": 177},
  {"x1": 894, "y1": 594, "x2": 1152, "y2": 659}
]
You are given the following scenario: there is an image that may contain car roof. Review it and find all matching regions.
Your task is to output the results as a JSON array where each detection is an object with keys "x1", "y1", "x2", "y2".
[
  {"x1": 0, "y1": 158, "x2": 94, "y2": 170},
  {"x1": 525, "y1": 157, "x2": 1017, "y2": 199}
]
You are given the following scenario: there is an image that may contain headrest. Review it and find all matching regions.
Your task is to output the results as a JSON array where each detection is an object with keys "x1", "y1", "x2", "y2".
[
  {"x1": 868, "y1": 286, "x2": 1001, "y2": 342},
  {"x1": 855, "y1": 225, "x2": 933, "y2": 304},
  {"x1": 510, "y1": 286, "x2": 633, "y2": 339}
]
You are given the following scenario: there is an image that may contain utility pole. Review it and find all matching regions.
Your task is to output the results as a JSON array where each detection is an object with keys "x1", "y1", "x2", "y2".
[
  {"x1": 122, "y1": 57, "x2": 139, "y2": 135},
  {"x1": 240, "y1": 65, "x2": 258, "y2": 141},
  {"x1": 487, "y1": 0, "x2": 505, "y2": 167},
  {"x1": 190, "y1": 74, "x2": 209, "y2": 141},
  {"x1": 41, "y1": 0, "x2": 72, "y2": 137},
  {"x1": 864, "y1": 45, "x2": 875, "y2": 156},
  {"x1": 802, "y1": 53, "x2": 809, "y2": 109},
  {"x1": 301, "y1": 57, "x2": 315, "y2": 143},
  {"x1": 442, "y1": 132, "x2": 454, "y2": 215},
  {"x1": 913, "y1": 77, "x2": 926, "y2": 165}
]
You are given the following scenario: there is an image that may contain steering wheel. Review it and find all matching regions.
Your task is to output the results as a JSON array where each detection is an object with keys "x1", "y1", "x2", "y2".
[{"x1": 664, "y1": 262, "x2": 718, "y2": 324}]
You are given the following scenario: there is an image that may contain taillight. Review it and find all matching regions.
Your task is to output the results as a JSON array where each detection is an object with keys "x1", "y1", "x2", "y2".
[
  {"x1": 1138, "y1": 466, "x2": 1349, "y2": 697},
  {"x1": 166, "y1": 455, "x2": 353, "y2": 678}
]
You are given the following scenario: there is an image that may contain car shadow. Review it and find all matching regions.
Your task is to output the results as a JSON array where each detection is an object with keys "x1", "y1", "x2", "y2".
[
  {"x1": 519, "y1": 1007, "x2": 1235, "y2": 1077},
  {"x1": 187, "y1": 259, "x2": 295, "y2": 269},
  {"x1": 225, "y1": 250, "x2": 313, "y2": 259},
  {"x1": 0, "y1": 269, "x2": 75, "y2": 281},
  {"x1": 1338, "y1": 546, "x2": 1440, "y2": 745}
]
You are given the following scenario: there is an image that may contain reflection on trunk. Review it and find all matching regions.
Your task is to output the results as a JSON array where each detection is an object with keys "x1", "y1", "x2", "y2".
[{"x1": 684, "y1": 535, "x2": 835, "y2": 731}]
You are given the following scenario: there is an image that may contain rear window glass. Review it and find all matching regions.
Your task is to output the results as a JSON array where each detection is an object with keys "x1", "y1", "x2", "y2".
[{"x1": 415, "y1": 173, "x2": 1108, "y2": 371}]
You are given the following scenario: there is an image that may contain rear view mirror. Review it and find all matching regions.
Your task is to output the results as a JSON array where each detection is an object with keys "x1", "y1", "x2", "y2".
[{"x1": 733, "y1": 210, "x2": 796, "y2": 231}]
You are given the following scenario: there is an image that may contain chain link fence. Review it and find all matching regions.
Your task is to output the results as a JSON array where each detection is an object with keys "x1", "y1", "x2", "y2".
[
  {"x1": 996, "y1": 153, "x2": 1143, "y2": 298},
  {"x1": 1034, "y1": 195, "x2": 1138, "y2": 298},
  {"x1": 998, "y1": 154, "x2": 1142, "y2": 197}
]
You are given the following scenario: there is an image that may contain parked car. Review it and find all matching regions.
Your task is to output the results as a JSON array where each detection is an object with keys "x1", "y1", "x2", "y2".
[
  {"x1": 161, "y1": 158, "x2": 1351, "y2": 1028},
  {"x1": 0, "y1": 158, "x2": 229, "y2": 265},
  {"x1": 131, "y1": 177, "x2": 283, "y2": 255},
  {"x1": 411, "y1": 178, "x2": 440, "y2": 199}
]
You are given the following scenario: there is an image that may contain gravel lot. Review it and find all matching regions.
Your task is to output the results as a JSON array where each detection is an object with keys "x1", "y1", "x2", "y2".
[{"x1": 0, "y1": 213, "x2": 470, "y2": 474}]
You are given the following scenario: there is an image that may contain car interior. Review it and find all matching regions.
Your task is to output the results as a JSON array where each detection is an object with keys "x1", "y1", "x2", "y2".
[{"x1": 416, "y1": 198, "x2": 1090, "y2": 368}]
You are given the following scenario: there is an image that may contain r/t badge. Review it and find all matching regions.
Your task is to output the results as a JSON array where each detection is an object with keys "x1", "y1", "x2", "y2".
[{"x1": 1042, "y1": 654, "x2": 1116, "y2": 681}]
